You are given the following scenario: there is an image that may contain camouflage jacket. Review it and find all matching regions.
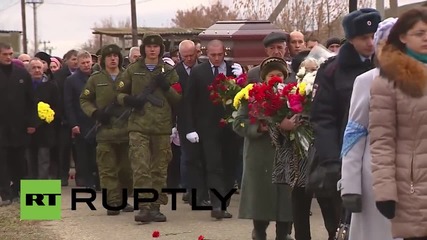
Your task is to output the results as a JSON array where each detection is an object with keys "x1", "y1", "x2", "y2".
[
  {"x1": 80, "y1": 70, "x2": 129, "y2": 143},
  {"x1": 116, "y1": 59, "x2": 181, "y2": 135}
]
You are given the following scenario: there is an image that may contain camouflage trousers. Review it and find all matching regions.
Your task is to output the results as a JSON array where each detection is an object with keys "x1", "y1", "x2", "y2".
[
  {"x1": 96, "y1": 142, "x2": 133, "y2": 206},
  {"x1": 129, "y1": 132, "x2": 172, "y2": 209}
]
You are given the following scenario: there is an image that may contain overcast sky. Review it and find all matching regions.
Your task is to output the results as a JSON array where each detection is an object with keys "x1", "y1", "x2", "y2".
[{"x1": 0, "y1": 0, "x2": 422, "y2": 57}]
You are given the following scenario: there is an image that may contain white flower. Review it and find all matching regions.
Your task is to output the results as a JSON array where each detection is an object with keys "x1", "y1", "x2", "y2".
[
  {"x1": 277, "y1": 83, "x2": 285, "y2": 92},
  {"x1": 296, "y1": 67, "x2": 306, "y2": 80}
]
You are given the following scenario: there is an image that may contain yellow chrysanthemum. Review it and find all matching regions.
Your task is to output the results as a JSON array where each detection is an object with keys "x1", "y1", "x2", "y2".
[
  {"x1": 233, "y1": 84, "x2": 253, "y2": 109},
  {"x1": 298, "y1": 82, "x2": 307, "y2": 96},
  {"x1": 38, "y1": 102, "x2": 55, "y2": 124}
]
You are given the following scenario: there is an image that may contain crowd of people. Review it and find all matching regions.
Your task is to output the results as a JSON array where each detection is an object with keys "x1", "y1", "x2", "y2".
[{"x1": 1, "y1": 4, "x2": 427, "y2": 240}]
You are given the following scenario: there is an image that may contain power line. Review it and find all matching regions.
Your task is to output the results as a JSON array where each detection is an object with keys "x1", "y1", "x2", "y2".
[{"x1": 44, "y1": 0, "x2": 153, "y2": 7}]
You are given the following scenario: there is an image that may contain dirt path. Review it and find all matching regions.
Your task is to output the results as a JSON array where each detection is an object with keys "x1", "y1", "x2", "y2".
[{"x1": 33, "y1": 183, "x2": 328, "y2": 240}]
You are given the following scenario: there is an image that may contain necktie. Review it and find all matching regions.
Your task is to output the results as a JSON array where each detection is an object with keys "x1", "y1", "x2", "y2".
[
  {"x1": 364, "y1": 58, "x2": 371, "y2": 65},
  {"x1": 213, "y1": 66, "x2": 219, "y2": 77}
]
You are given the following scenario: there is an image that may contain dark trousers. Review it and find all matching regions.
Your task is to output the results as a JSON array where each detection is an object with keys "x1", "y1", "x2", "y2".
[
  {"x1": 58, "y1": 126, "x2": 76, "y2": 182},
  {"x1": 26, "y1": 146, "x2": 50, "y2": 179},
  {"x1": 179, "y1": 141, "x2": 189, "y2": 189},
  {"x1": 74, "y1": 135, "x2": 99, "y2": 188},
  {"x1": 186, "y1": 141, "x2": 209, "y2": 203},
  {"x1": 291, "y1": 187, "x2": 341, "y2": 240},
  {"x1": 0, "y1": 146, "x2": 26, "y2": 201},
  {"x1": 317, "y1": 191, "x2": 342, "y2": 239},
  {"x1": 196, "y1": 128, "x2": 239, "y2": 209},
  {"x1": 167, "y1": 143, "x2": 181, "y2": 188},
  {"x1": 253, "y1": 220, "x2": 290, "y2": 240},
  {"x1": 405, "y1": 238, "x2": 427, "y2": 240}
]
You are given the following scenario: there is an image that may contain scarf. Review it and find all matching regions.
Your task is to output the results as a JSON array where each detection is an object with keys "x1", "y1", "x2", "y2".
[{"x1": 406, "y1": 47, "x2": 427, "y2": 64}]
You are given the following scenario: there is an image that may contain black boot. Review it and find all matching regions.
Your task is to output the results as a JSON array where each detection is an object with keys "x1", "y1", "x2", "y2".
[
  {"x1": 150, "y1": 204, "x2": 167, "y2": 222},
  {"x1": 253, "y1": 220, "x2": 269, "y2": 240},
  {"x1": 275, "y1": 221, "x2": 291, "y2": 240},
  {"x1": 134, "y1": 208, "x2": 152, "y2": 223}
]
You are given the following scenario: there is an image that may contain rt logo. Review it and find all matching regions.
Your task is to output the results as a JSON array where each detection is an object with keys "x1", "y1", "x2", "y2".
[{"x1": 20, "y1": 180, "x2": 61, "y2": 220}]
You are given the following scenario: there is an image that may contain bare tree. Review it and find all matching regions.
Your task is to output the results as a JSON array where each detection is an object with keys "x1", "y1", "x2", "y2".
[
  {"x1": 171, "y1": 1, "x2": 239, "y2": 28},
  {"x1": 81, "y1": 17, "x2": 131, "y2": 53}
]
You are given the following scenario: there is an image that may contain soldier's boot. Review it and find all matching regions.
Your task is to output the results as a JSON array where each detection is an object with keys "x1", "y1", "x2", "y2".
[
  {"x1": 150, "y1": 204, "x2": 167, "y2": 222},
  {"x1": 106, "y1": 203, "x2": 121, "y2": 216},
  {"x1": 122, "y1": 203, "x2": 134, "y2": 212},
  {"x1": 134, "y1": 208, "x2": 152, "y2": 223}
]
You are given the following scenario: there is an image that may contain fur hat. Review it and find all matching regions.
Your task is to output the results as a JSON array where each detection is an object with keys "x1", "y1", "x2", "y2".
[
  {"x1": 35, "y1": 51, "x2": 51, "y2": 66},
  {"x1": 325, "y1": 37, "x2": 341, "y2": 48},
  {"x1": 100, "y1": 44, "x2": 123, "y2": 69},
  {"x1": 259, "y1": 57, "x2": 289, "y2": 81},
  {"x1": 140, "y1": 33, "x2": 165, "y2": 58},
  {"x1": 342, "y1": 8, "x2": 381, "y2": 39}
]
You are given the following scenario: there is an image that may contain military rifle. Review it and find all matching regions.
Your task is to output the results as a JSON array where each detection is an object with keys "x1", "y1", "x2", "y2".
[{"x1": 84, "y1": 61, "x2": 181, "y2": 139}]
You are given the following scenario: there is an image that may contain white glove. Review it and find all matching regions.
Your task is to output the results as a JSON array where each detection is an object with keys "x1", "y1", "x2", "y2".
[
  {"x1": 171, "y1": 127, "x2": 178, "y2": 136},
  {"x1": 231, "y1": 63, "x2": 243, "y2": 76},
  {"x1": 186, "y1": 132, "x2": 199, "y2": 143}
]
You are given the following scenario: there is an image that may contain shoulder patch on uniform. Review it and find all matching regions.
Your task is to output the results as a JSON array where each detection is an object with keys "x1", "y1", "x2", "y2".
[
  {"x1": 83, "y1": 89, "x2": 90, "y2": 95},
  {"x1": 118, "y1": 81, "x2": 124, "y2": 88}
]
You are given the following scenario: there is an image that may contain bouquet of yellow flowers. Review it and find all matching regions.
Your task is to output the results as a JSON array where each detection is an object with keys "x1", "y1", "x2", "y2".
[
  {"x1": 233, "y1": 83, "x2": 254, "y2": 110},
  {"x1": 38, "y1": 101, "x2": 55, "y2": 124}
]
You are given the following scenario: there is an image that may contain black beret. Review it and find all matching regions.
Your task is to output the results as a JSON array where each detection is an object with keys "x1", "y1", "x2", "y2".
[
  {"x1": 263, "y1": 32, "x2": 288, "y2": 47},
  {"x1": 35, "y1": 51, "x2": 51, "y2": 65},
  {"x1": 325, "y1": 37, "x2": 341, "y2": 48},
  {"x1": 342, "y1": 8, "x2": 381, "y2": 39}
]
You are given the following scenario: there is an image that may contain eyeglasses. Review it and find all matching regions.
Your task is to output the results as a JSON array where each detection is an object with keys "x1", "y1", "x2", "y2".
[{"x1": 408, "y1": 30, "x2": 427, "y2": 38}]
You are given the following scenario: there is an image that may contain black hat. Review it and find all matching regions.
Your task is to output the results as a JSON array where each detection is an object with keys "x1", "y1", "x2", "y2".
[
  {"x1": 140, "y1": 33, "x2": 165, "y2": 58},
  {"x1": 325, "y1": 37, "x2": 341, "y2": 48},
  {"x1": 35, "y1": 51, "x2": 51, "y2": 66},
  {"x1": 342, "y1": 8, "x2": 381, "y2": 39},
  {"x1": 100, "y1": 44, "x2": 123, "y2": 69},
  {"x1": 263, "y1": 32, "x2": 288, "y2": 48},
  {"x1": 259, "y1": 57, "x2": 289, "y2": 81}
]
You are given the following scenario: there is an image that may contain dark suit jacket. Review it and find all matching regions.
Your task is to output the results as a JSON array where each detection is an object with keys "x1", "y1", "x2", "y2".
[
  {"x1": 0, "y1": 64, "x2": 37, "y2": 147},
  {"x1": 63, "y1": 69, "x2": 96, "y2": 138},
  {"x1": 183, "y1": 61, "x2": 235, "y2": 138},
  {"x1": 53, "y1": 66, "x2": 73, "y2": 126}
]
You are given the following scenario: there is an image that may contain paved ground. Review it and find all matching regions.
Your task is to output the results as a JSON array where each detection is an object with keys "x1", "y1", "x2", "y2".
[{"x1": 37, "y1": 180, "x2": 329, "y2": 240}]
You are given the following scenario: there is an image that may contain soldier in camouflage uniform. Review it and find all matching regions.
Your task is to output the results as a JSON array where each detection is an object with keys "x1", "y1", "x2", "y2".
[
  {"x1": 117, "y1": 34, "x2": 181, "y2": 223},
  {"x1": 80, "y1": 44, "x2": 134, "y2": 216}
]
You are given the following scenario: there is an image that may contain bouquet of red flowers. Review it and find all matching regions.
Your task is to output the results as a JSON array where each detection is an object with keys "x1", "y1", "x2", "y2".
[
  {"x1": 248, "y1": 76, "x2": 313, "y2": 159},
  {"x1": 208, "y1": 73, "x2": 247, "y2": 125}
]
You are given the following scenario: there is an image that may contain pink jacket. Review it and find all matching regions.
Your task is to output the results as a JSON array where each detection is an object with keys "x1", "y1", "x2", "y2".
[{"x1": 369, "y1": 44, "x2": 427, "y2": 238}]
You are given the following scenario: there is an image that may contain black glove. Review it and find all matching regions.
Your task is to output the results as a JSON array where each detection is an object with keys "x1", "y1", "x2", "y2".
[
  {"x1": 310, "y1": 162, "x2": 341, "y2": 197},
  {"x1": 376, "y1": 200, "x2": 396, "y2": 219},
  {"x1": 156, "y1": 74, "x2": 170, "y2": 91},
  {"x1": 123, "y1": 96, "x2": 145, "y2": 109},
  {"x1": 92, "y1": 110, "x2": 111, "y2": 125},
  {"x1": 342, "y1": 194, "x2": 362, "y2": 213}
]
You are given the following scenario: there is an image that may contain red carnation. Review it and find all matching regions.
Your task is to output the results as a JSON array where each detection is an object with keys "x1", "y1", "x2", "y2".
[
  {"x1": 219, "y1": 118, "x2": 227, "y2": 128},
  {"x1": 198, "y1": 235, "x2": 205, "y2": 240},
  {"x1": 267, "y1": 76, "x2": 283, "y2": 86},
  {"x1": 152, "y1": 230, "x2": 160, "y2": 238},
  {"x1": 171, "y1": 82, "x2": 182, "y2": 94}
]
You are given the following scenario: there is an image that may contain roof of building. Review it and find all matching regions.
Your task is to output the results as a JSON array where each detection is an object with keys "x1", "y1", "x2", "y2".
[
  {"x1": 92, "y1": 27, "x2": 205, "y2": 37},
  {"x1": 0, "y1": 30, "x2": 22, "y2": 34}
]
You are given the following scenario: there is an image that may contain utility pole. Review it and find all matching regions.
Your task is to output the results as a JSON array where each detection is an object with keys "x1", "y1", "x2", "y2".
[
  {"x1": 376, "y1": 0, "x2": 385, "y2": 18},
  {"x1": 349, "y1": 0, "x2": 357, "y2": 13},
  {"x1": 21, "y1": 0, "x2": 28, "y2": 53},
  {"x1": 26, "y1": 0, "x2": 44, "y2": 54},
  {"x1": 268, "y1": 0, "x2": 289, "y2": 23},
  {"x1": 39, "y1": 40, "x2": 50, "y2": 52},
  {"x1": 130, "y1": 0, "x2": 138, "y2": 46},
  {"x1": 389, "y1": 0, "x2": 398, "y2": 17}
]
